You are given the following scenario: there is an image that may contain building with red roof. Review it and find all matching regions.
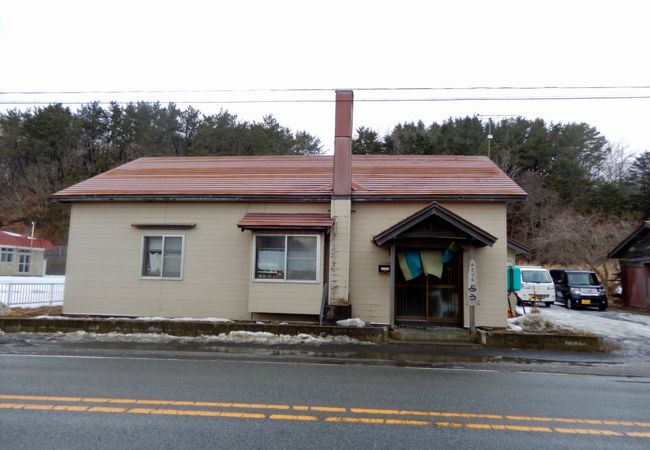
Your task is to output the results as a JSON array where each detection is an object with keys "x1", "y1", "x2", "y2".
[{"x1": 0, "y1": 231, "x2": 54, "y2": 277}]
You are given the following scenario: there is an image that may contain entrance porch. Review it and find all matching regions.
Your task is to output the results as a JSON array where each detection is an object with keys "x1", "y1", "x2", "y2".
[{"x1": 373, "y1": 202, "x2": 497, "y2": 328}]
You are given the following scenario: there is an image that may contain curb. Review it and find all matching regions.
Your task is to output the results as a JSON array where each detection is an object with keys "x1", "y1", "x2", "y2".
[
  {"x1": 0, "y1": 318, "x2": 605, "y2": 352},
  {"x1": 477, "y1": 329, "x2": 604, "y2": 352},
  {"x1": 0, "y1": 317, "x2": 389, "y2": 344}
]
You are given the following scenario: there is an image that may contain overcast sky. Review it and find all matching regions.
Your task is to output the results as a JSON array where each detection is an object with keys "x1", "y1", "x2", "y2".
[{"x1": 1, "y1": 0, "x2": 649, "y2": 154}]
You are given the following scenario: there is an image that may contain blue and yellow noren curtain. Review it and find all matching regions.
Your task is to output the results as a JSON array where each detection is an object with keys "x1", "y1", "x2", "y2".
[
  {"x1": 397, "y1": 249, "x2": 423, "y2": 281},
  {"x1": 398, "y1": 249, "x2": 446, "y2": 280}
]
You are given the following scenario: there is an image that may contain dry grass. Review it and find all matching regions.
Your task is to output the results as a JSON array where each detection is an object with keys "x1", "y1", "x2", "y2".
[{"x1": 0, "y1": 306, "x2": 62, "y2": 318}]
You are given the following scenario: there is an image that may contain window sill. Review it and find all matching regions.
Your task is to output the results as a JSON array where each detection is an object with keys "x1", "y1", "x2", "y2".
[
  {"x1": 139, "y1": 276, "x2": 184, "y2": 281},
  {"x1": 253, "y1": 278, "x2": 320, "y2": 284}
]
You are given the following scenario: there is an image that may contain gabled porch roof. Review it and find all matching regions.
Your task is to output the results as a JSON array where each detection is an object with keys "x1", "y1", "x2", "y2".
[{"x1": 372, "y1": 202, "x2": 497, "y2": 247}]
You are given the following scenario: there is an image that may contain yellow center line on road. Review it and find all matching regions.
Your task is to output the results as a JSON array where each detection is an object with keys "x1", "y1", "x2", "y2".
[
  {"x1": 438, "y1": 421, "x2": 627, "y2": 437},
  {"x1": 325, "y1": 417, "x2": 430, "y2": 426},
  {"x1": 0, "y1": 401, "x2": 649, "y2": 438},
  {"x1": 351, "y1": 406, "x2": 650, "y2": 427},
  {"x1": 351, "y1": 407, "x2": 504, "y2": 420},
  {"x1": 88, "y1": 406, "x2": 128, "y2": 413},
  {"x1": 2, "y1": 393, "x2": 650, "y2": 433},
  {"x1": 270, "y1": 414, "x2": 319, "y2": 421},
  {"x1": 628, "y1": 432, "x2": 650, "y2": 438},
  {"x1": 504, "y1": 415, "x2": 649, "y2": 427}
]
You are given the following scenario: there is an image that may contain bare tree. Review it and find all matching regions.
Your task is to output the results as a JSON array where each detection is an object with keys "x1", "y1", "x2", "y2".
[
  {"x1": 598, "y1": 141, "x2": 634, "y2": 183},
  {"x1": 534, "y1": 211, "x2": 636, "y2": 295},
  {"x1": 507, "y1": 171, "x2": 561, "y2": 241}
]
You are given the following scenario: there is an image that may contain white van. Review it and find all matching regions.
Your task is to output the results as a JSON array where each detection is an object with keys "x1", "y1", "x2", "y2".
[{"x1": 507, "y1": 266, "x2": 556, "y2": 307}]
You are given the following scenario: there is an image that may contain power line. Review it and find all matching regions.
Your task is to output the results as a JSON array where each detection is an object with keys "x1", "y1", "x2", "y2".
[
  {"x1": 1, "y1": 95, "x2": 650, "y2": 106},
  {"x1": 1, "y1": 85, "x2": 650, "y2": 96}
]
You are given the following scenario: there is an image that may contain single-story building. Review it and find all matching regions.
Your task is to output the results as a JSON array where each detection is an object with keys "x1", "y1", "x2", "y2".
[
  {"x1": 52, "y1": 91, "x2": 527, "y2": 328},
  {"x1": 0, "y1": 230, "x2": 54, "y2": 276},
  {"x1": 608, "y1": 221, "x2": 650, "y2": 309}
]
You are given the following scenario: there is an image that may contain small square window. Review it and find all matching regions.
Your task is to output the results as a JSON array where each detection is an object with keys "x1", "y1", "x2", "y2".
[
  {"x1": 1, "y1": 247, "x2": 14, "y2": 263},
  {"x1": 254, "y1": 234, "x2": 318, "y2": 282},
  {"x1": 141, "y1": 235, "x2": 184, "y2": 279}
]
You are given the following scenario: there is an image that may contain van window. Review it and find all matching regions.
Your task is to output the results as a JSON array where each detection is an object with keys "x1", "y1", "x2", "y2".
[
  {"x1": 522, "y1": 270, "x2": 552, "y2": 283},
  {"x1": 567, "y1": 272, "x2": 599, "y2": 286}
]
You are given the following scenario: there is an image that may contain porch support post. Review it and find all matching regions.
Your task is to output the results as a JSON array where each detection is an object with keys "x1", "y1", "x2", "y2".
[
  {"x1": 467, "y1": 246, "x2": 478, "y2": 334},
  {"x1": 469, "y1": 301, "x2": 476, "y2": 334}
]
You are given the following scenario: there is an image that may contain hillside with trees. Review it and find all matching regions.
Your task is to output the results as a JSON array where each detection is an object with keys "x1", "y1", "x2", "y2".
[
  {"x1": 1, "y1": 103, "x2": 648, "y2": 288},
  {"x1": 0, "y1": 102, "x2": 322, "y2": 241},
  {"x1": 353, "y1": 117, "x2": 649, "y2": 288}
]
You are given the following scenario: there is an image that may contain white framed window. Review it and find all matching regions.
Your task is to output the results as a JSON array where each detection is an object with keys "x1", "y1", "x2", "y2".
[
  {"x1": 140, "y1": 235, "x2": 184, "y2": 280},
  {"x1": 254, "y1": 234, "x2": 319, "y2": 282},
  {"x1": 1, "y1": 247, "x2": 14, "y2": 263},
  {"x1": 18, "y1": 249, "x2": 31, "y2": 273}
]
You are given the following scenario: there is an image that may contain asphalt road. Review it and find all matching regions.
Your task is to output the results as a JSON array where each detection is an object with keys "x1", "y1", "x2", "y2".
[{"x1": 1, "y1": 348, "x2": 649, "y2": 449}]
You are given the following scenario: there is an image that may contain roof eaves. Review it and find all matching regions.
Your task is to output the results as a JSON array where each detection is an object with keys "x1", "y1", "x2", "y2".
[
  {"x1": 507, "y1": 237, "x2": 531, "y2": 255},
  {"x1": 352, "y1": 194, "x2": 527, "y2": 202},
  {"x1": 608, "y1": 221, "x2": 650, "y2": 259},
  {"x1": 52, "y1": 194, "x2": 333, "y2": 203}
]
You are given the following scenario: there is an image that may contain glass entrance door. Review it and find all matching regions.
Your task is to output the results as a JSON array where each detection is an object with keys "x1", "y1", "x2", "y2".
[{"x1": 395, "y1": 247, "x2": 463, "y2": 326}]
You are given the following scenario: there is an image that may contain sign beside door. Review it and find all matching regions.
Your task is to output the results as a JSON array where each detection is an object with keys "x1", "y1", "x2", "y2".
[{"x1": 466, "y1": 256, "x2": 479, "y2": 306}]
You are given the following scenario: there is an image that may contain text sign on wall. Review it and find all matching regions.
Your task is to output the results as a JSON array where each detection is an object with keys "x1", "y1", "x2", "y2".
[{"x1": 466, "y1": 258, "x2": 479, "y2": 306}]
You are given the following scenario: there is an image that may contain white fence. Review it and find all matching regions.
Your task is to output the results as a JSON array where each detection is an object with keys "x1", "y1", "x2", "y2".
[{"x1": 0, "y1": 282, "x2": 65, "y2": 307}]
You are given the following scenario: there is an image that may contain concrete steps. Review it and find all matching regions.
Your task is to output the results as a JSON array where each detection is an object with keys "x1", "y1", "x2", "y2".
[{"x1": 390, "y1": 327, "x2": 478, "y2": 345}]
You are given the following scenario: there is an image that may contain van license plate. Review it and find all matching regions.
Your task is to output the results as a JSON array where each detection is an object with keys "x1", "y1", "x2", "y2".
[{"x1": 581, "y1": 300, "x2": 591, "y2": 305}]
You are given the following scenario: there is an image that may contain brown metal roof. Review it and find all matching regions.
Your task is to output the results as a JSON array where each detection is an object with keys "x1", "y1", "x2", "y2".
[
  {"x1": 237, "y1": 213, "x2": 334, "y2": 231},
  {"x1": 52, "y1": 155, "x2": 526, "y2": 201}
]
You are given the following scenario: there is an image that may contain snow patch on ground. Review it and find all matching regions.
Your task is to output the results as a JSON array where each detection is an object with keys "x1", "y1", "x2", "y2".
[
  {"x1": 0, "y1": 275, "x2": 65, "y2": 284},
  {"x1": 516, "y1": 305, "x2": 650, "y2": 357},
  {"x1": 46, "y1": 330, "x2": 372, "y2": 346},
  {"x1": 130, "y1": 316, "x2": 234, "y2": 323},
  {"x1": 336, "y1": 318, "x2": 365, "y2": 328},
  {"x1": 508, "y1": 310, "x2": 575, "y2": 333},
  {"x1": 31, "y1": 316, "x2": 234, "y2": 323}
]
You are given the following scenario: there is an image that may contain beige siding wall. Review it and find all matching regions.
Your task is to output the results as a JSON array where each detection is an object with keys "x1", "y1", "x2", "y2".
[
  {"x1": 64, "y1": 202, "x2": 328, "y2": 318},
  {"x1": 65, "y1": 200, "x2": 508, "y2": 326},
  {"x1": 452, "y1": 203, "x2": 508, "y2": 328},
  {"x1": 348, "y1": 202, "x2": 508, "y2": 328},
  {"x1": 249, "y1": 234, "x2": 325, "y2": 315}
]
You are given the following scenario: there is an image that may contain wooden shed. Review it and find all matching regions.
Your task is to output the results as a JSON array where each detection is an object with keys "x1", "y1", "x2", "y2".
[{"x1": 608, "y1": 221, "x2": 650, "y2": 309}]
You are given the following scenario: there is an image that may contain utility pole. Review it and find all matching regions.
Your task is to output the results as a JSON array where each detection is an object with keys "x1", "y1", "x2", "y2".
[
  {"x1": 487, "y1": 121, "x2": 493, "y2": 159},
  {"x1": 479, "y1": 114, "x2": 519, "y2": 159}
]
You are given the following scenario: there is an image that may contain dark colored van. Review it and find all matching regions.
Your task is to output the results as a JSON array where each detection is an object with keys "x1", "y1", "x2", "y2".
[{"x1": 549, "y1": 269, "x2": 608, "y2": 311}]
